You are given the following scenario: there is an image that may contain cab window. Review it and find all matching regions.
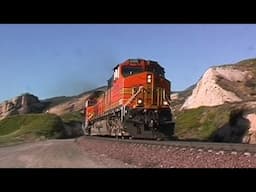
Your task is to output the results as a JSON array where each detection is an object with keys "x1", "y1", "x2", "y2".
[
  {"x1": 145, "y1": 65, "x2": 165, "y2": 77},
  {"x1": 122, "y1": 66, "x2": 143, "y2": 77}
]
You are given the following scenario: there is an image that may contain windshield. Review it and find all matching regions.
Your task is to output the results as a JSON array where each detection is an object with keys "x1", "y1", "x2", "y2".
[
  {"x1": 122, "y1": 66, "x2": 143, "y2": 77},
  {"x1": 146, "y1": 65, "x2": 165, "y2": 77}
]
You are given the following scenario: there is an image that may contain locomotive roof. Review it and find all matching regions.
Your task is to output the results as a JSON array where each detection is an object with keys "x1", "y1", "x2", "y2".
[{"x1": 113, "y1": 59, "x2": 162, "y2": 70}]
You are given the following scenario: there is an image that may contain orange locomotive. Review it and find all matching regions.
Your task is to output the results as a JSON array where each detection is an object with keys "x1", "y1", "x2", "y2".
[{"x1": 83, "y1": 59, "x2": 175, "y2": 139}]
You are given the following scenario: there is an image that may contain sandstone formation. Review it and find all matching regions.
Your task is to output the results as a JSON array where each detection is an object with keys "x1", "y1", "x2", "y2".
[
  {"x1": 244, "y1": 113, "x2": 256, "y2": 144},
  {"x1": 181, "y1": 67, "x2": 250, "y2": 109},
  {"x1": 0, "y1": 93, "x2": 45, "y2": 120},
  {"x1": 46, "y1": 86, "x2": 107, "y2": 115},
  {"x1": 46, "y1": 95, "x2": 90, "y2": 115}
]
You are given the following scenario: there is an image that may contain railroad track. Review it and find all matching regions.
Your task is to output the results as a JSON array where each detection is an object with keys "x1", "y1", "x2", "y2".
[{"x1": 82, "y1": 136, "x2": 256, "y2": 154}]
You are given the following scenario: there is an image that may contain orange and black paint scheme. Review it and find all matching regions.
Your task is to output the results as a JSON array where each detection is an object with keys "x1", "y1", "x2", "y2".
[{"x1": 83, "y1": 59, "x2": 175, "y2": 140}]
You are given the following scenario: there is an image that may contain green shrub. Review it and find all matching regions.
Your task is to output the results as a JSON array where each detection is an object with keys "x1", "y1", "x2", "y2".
[
  {"x1": 60, "y1": 111, "x2": 83, "y2": 123},
  {"x1": 175, "y1": 105, "x2": 230, "y2": 140},
  {"x1": 0, "y1": 113, "x2": 64, "y2": 145}
]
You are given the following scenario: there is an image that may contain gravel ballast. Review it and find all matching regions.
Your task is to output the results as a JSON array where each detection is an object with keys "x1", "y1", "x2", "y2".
[{"x1": 76, "y1": 137, "x2": 256, "y2": 168}]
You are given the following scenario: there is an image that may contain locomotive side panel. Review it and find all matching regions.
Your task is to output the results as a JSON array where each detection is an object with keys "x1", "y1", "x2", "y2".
[{"x1": 110, "y1": 79, "x2": 123, "y2": 110}]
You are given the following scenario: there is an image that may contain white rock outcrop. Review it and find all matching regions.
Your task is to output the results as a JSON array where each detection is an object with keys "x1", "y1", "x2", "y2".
[
  {"x1": 181, "y1": 67, "x2": 249, "y2": 109},
  {"x1": 244, "y1": 113, "x2": 256, "y2": 144}
]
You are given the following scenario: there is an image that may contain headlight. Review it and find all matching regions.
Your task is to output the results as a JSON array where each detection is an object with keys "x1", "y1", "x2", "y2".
[
  {"x1": 137, "y1": 98, "x2": 143, "y2": 104},
  {"x1": 163, "y1": 101, "x2": 168, "y2": 105},
  {"x1": 147, "y1": 74, "x2": 152, "y2": 83}
]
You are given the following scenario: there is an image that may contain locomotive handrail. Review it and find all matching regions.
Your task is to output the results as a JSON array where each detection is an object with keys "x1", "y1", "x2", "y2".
[
  {"x1": 164, "y1": 94, "x2": 175, "y2": 122},
  {"x1": 121, "y1": 85, "x2": 145, "y2": 122},
  {"x1": 124, "y1": 85, "x2": 144, "y2": 108},
  {"x1": 164, "y1": 94, "x2": 172, "y2": 110}
]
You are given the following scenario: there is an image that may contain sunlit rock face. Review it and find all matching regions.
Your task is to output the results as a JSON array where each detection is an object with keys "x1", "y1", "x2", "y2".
[
  {"x1": 244, "y1": 113, "x2": 256, "y2": 144},
  {"x1": 181, "y1": 67, "x2": 250, "y2": 109},
  {"x1": 0, "y1": 93, "x2": 44, "y2": 120}
]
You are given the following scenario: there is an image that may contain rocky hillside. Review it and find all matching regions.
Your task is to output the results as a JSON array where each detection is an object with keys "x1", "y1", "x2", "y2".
[
  {"x1": 172, "y1": 58, "x2": 256, "y2": 144},
  {"x1": 170, "y1": 84, "x2": 195, "y2": 114},
  {"x1": 44, "y1": 86, "x2": 107, "y2": 115},
  {"x1": 181, "y1": 58, "x2": 256, "y2": 110},
  {"x1": 0, "y1": 86, "x2": 108, "y2": 144},
  {"x1": 0, "y1": 93, "x2": 45, "y2": 120},
  {"x1": 0, "y1": 86, "x2": 107, "y2": 120}
]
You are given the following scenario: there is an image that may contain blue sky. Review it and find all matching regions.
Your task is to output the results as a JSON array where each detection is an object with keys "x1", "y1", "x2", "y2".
[{"x1": 0, "y1": 24, "x2": 256, "y2": 102}]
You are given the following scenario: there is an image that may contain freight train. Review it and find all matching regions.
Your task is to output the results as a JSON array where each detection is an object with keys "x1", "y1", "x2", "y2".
[{"x1": 83, "y1": 59, "x2": 175, "y2": 140}]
